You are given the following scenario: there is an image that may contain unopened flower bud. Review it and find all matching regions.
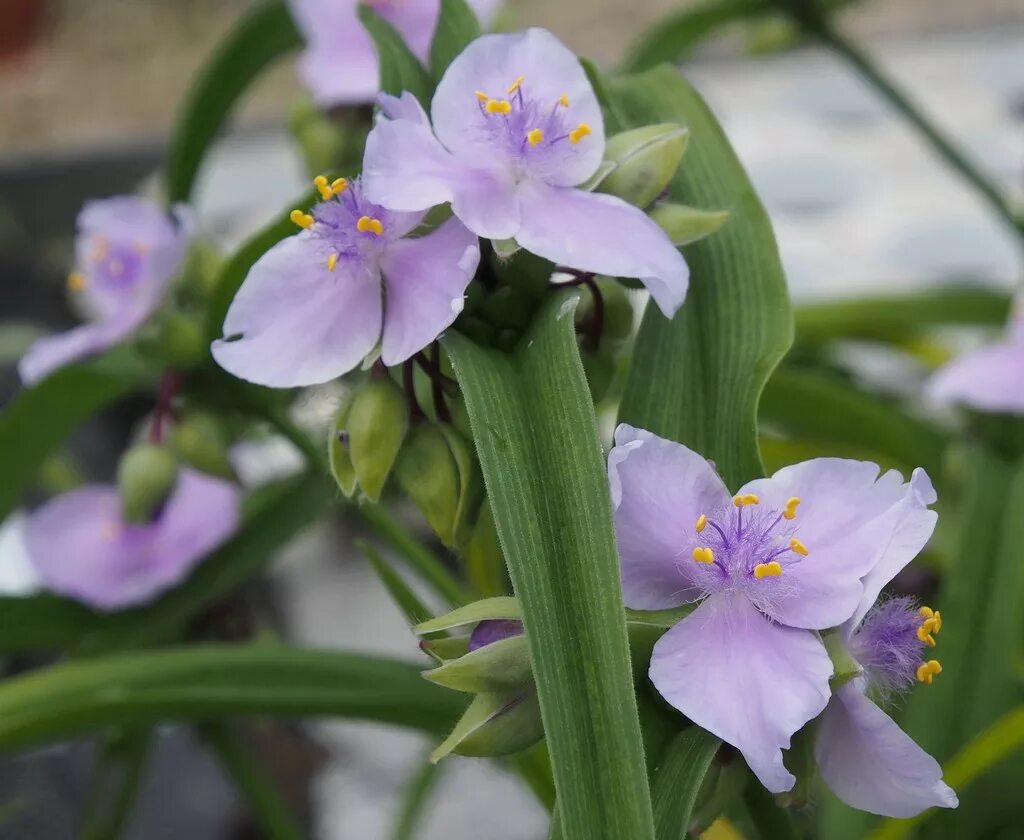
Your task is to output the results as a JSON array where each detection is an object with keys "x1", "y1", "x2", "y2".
[
  {"x1": 423, "y1": 630, "x2": 530, "y2": 693},
  {"x1": 598, "y1": 123, "x2": 690, "y2": 208},
  {"x1": 328, "y1": 404, "x2": 358, "y2": 498},
  {"x1": 430, "y1": 688, "x2": 544, "y2": 762},
  {"x1": 172, "y1": 412, "x2": 235, "y2": 480},
  {"x1": 648, "y1": 203, "x2": 731, "y2": 247},
  {"x1": 347, "y1": 379, "x2": 409, "y2": 502},
  {"x1": 395, "y1": 423, "x2": 461, "y2": 547},
  {"x1": 117, "y1": 443, "x2": 179, "y2": 524},
  {"x1": 152, "y1": 310, "x2": 205, "y2": 370}
]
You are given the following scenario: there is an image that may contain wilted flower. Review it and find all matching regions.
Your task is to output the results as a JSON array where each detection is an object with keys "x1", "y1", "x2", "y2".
[
  {"x1": 816, "y1": 592, "x2": 958, "y2": 817},
  {"x1": 24, "y1": 469, "x2": 239, "y2": 611},
  {"x1": 211, "y1": 177, "x2": 479, "y2": 387},
  {"x1": 288, "y1": 0, "x2": 501, "y2": 107},
  {"x1": 19, "y1": 196, "x2": 191, "y2": 385},
  {"x1": 926, "y1": 298, "x2": 1024, "y2": 415},
  {"x1": 608, "y1": 424, "x2": 937, "y2": 792},
  {"x1": 362, "y1": 28, "x2": 689, "y2": 317}
]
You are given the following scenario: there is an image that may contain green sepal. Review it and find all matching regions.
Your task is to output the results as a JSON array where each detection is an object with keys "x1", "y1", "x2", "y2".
[
  {"x1": 117, "y1": 443, "x2": 180, "y2": 524},
  {"x1": 647, "y1": 202, "x2": 731, "y2": 247},
  {"x1": 327, "y1": 402, "x2": 357, "y2": 498},
  {"x1": 420, "y1": 637, "x2": 471, "y2": 665},
  {"x1": 348, "y1": 378, "x2": 409, "y2": 502},
  {"x1": 414, "y1": 596, "x2": 521, "y2": 635},
  {"x1": 430, "y1": 689, "x2": 544, "y2": 762},
  {"x1": 597, "y1": 123, "x2": 690, "y2": 208},
  {"x1": 423, "y1": 634, "x2": 531, "y2": 694}
]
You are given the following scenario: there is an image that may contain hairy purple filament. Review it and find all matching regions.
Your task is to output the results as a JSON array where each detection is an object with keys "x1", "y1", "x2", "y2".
[
  {"x1": 308, "y1": 179, "x2": 394, "y2": 265},
  {"x1": 850, "y1": 596, "x2": 930, "y2": 698}
]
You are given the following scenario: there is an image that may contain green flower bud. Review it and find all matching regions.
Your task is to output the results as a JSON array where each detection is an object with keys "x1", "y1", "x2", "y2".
[
  {"x1": 423, "y1": 633, "x2": 531, "y2": 693},
  {"x1": 395, "y1": 424, "x2": 460, "y2": 548},
  {"x1": 172, "y1": 412, "x2": 236, "y2": 480},
  {"x1": 117, "y1": 443, "x2": 179, "y2": 524},
  {"x1": 598, "y1": 123, "x2": 690, "y2": 208},
  {"x1": 152, "y1": 310, "x2": 205, "y2": 370},
  {"x1": 328, "y1": 403, "x2": 358, "y2": 498},
  {"x1": 347, "y1": 379, "x2": 409, "y2": 502},
  {"x1": 478, "y1": 285, "x2": 536, "y2": 330},
  {"x1": 287, "y1": 95, "x2": 359, "y2": 177},
  {"x1": 430, "y1": 689, "x2": 544, "y2": 762},
  {"x1": 648, "y1": 203, "x2": 731, "y2": 247}
]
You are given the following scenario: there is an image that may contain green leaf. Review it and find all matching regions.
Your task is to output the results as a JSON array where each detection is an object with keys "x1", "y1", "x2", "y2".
[
  {"x1": 444, "y1": 295, "x2": 656, "y2": 840},
  {"x1": 81, "y1": 728, "x2": 151, "y2": 840},
  {"x1": 0, "y1": 350, "x2": 151, "y2": 521},
  {"x1": 652, "y1": 728, "x2": 720, "y2": 840},
  {"x1": 358, "y1": 5, "x2": 433, "y2": 105},
  {"x1": 164, "y1": 0, "x2": 302, "y2": 204},
  {"x1": 393, "y1": 752, "x2": 445, "y2": 840},
  {"x1": 0, "y1": 471, "x2": 331, "y2": 654},
  {"x1": 760, "y1": 366, "x2": 948, "y2": 480},
  {"x1": 612, "y1": 66, "x2": 792, "y2": 489},
  {"x1": 648, "y1": 203, "x2": 731, "y2": 247},
  {"x1": 429, "y1": 0, "x2": 481, "y2": 81},
  {"x1": 0, "y1": 645, "x2": 463, "y2": 753},
  {"x1": 357, "y1": 538, "x2": 438, "y2": 630}
]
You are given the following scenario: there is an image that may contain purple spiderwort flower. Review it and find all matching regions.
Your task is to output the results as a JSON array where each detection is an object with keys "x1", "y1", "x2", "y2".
[
  {"x1": 926, "y1": 296, "x2": 1024, "y2": 415},
  {"x1": 608, "y1": 424, "x2": 938, "y2": 792},
  {"x1": 289, "y1": 0, "x2": 501, "y2": 107},
  {"x1": 468, "y1": 618, "x2": 524, "y2": 651},
  {"x1": 19, "y1": 196, "x2": 191, "y2": 385},
  {"x1": 211, "y1": 177, "x2": 479, "y2": 387},
  {"x1": 361, "y1": 29, "x2": 689, "y2": 317},
  {"x1": 815, "y1": 591, "x2": 958, "y2": 816},
  {"x1": 24, "y1": 469, "x2": 240, "y2": 611}
]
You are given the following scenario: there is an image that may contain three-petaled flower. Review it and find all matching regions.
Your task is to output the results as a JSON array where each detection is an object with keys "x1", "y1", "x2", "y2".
[
  {"x1": 19, "y1": 196, "x2": 191, "y2": 385},
  {"x1": 211, "y1": 176, "x2": 479, "y2": 387},
  {"x1": 24, "y1": 469, "x2": 239, "y2": 611},
  {"x1": 608, "y1": 424, "x2": 938, "y2": 792},
  {"x1": 926, "y1": 296, "x2": 1024, "y2": 415},
  {"x1": 362, "y1": 28, "x2": 690, "y2": 317}
]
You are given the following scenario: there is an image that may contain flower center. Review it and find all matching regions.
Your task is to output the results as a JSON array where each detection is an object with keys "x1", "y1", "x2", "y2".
[
  {"x1": 688, "y1": 494, "x2": 808, "y2": 586},
  {"x1": 289, "y1": 176, "x2": 389, "y2": 272}
]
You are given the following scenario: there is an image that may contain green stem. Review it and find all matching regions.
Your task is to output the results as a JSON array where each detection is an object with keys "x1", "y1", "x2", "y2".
[
  {"x1": 392, "y1": 752, "x2": 444, "y2": 840},
  {"x1": 800, "y1": 15, "x2": 1024, "y2": 244},
  {"x1": 82, "y1": 728, "x2": 151, "y2": 840},
  {"x1": 200, "y1": 723, "x2": 305, "y2": 840}
]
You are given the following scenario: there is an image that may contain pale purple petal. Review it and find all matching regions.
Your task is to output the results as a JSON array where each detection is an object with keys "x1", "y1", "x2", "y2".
[
  {"x1": 379, "y1": 0, "x2": 439, "y2": 61},
  {"x1": 650, "y1": 593, "x2": 833, "y2": 792},
  {"x1": 379, "y1": 218, "x2": 480, "y2": 365},
  {"x1": 737, "y1": 460, "x2": 936, "y2": 630},
  {"x1": 18, "y1": 309, "x2": 146, "y2": 386},
  {"x1": 609, "y1": 425, "x2": 730, "y2": 608},
  {"x1": 515, "y1": 181, "x2": 689, "y2": 318},
  {"x1": 816, "y1": 681, "x2": 958, "y2": 818},
  {"x1": 925, "y1": 339, "x2": 1024, "y2": 415},
  {"x1": 24, "y1": 471, "x2": 239, "y2": 610},
  {"x1": 212, "y1": 234, "x2": 383, "y2": 387},
  {"x1": 468, "y1": 619, "x2": 523, "y2": 651},
  {"x1": 431, "y1": 29, "x2": 603, "y2": 183},
  {"x1": 377, "y1": 91, "x2": 432, "y2": 125}
]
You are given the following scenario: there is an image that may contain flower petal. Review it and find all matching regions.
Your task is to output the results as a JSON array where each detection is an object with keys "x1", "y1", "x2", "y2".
[
  {"x1": 431, "y1": 28, "x2": 604, "y2": 184},
  {"x1": 925, "y1": 340, "x2": 1024, "y2": 415},
  {"x1": 737, "y1": 460, "x2": 937, "y2": 630},
  {"x1": 515, "y1": 181, "x2": 689, "y2": 317},
  {"x1": 378, "y1": 0, "x2": 439, "y2": 61},
  {"x1": 816, "y1": 681, "x2": 958, "y2": 818},
  {"x1": 19, "y1": 310, "x2": 145, "y2": 386},
  {"x1": 609, "y1": 424, "x2": 730, "y2": 608},
  {"x1": 377, "y1": 91, "x2": 432, "y2": 125},
  {"x1": 380, "y1": 218, "x2": 480, "y2": 365},
  {"x1": 211, "y1": 234, "x2": 383, "y2": 387},
  {"x1": 650, "y1": 593, "x2": 833, "y2": 792}
]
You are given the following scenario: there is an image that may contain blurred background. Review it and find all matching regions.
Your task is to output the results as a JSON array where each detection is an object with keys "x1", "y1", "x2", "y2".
[{"x1": 0, "y1": 0, "x2": 1021, "y2": 837}]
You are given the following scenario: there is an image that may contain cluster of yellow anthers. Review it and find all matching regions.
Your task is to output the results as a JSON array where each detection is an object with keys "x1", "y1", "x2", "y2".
[
  {"x1": 474, "y1": 76, "x2": 591, "y2": 147},
  {"x1": 916, "y1": 606, "x2": 944, "y2": 684},
  {"x1": 691, "y1": 495, "x2": 808, "y2": 581},
  {"x1": 67, "y1": 237, "x2": 147, "y2": 290},
  {"x1": 288, "y1": 176, "x2": 386, "y2": 271}
]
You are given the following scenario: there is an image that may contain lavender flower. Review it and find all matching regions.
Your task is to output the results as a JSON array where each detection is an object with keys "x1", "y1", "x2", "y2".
[
  {"x1": 289, "y1": 0, "x2": 501, "y2": 107},
  {"x1": 211, "y1": 177, "x2": 479, "y2": 387},
  {"x1": 816, "y1": 598, "x2": 958, "y2": 816},
  {"x1": 926, "y1": 297, "x2": 1024, "y2": 415},
  {"x1": 24, "y1": 469, "x2": 240, "y2": 611},
  {"x1": 19, "y1": 196, "x2": 191, "y2": 385},
  {"x1": 608, "y1": 424, "x2": 937, "y2": 792},
  {"x1": 362, "y1": 29, "x2": 689, "y2": 317}
]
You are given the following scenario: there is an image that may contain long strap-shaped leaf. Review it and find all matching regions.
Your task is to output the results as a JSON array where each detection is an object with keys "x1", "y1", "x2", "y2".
[
  {"x1": 612, "y1": 66, "x2": 792, "y2": 489},
  {"x1": 652, "y1": 728, "x2": 721, "y2": 840},
  {"x1": 444, "y1": 296, "x2": 656, "y2": 840},
  {"x1": 0, "y1": 645, "x2": 462, "y2": 753}
]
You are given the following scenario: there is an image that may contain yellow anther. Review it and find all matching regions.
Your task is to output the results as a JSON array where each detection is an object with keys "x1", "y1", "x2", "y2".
[
  {"x1": 474, "y1": 90, "x2": 489, "y2": 102},
  {"x1": 916, "y1": 660, "x2": 942, "y2": 684},
  {"x1": 507, "y1": 75, "x2": 524, "y2": 94},
  {"x1": 290, "y1": 209, "x2": 314, "y2": 229},
  {"x1": 67, "y1": 272, "x2": 87, "y2": 291},
  {"x1": 733, "y1": 494, "x2": 760, "y2": 508},
  {"x1": 526, "y1": 128, "x2": 544, "y2": 147},
  {"x1": 326, "y1": 253, "x2": 338, "y2": 272},
  {"x1": 789, "y1": 538, "x2": 809, "y2": 557},
  {"x1": 331, "y1": 178, "x2": 348, "y2": 194},
  {"x1": 919, "y1": 606, "x2": 942, "y2": 633},
  {"x1": 917, "y1": 622, "x2": 937, "y2": 647},
  {"x1": 313, "y1": 175, "x2": 335, "y2": 200},
  {"x1": 356, "y1": 215, "x2": 384, "y2": 236},
  {"x1": 569, "y1": 123, "x2": 592, "y2": 144},
  {"x1": 784, "y1": 497, "x2": 801, "y2": 520},
  {"x1": 692, "y1": 547, "x2": 715, "y2": 565},
  {"x1": 932, "y1": 610, "x2": 942, "y2": 633},
  {"x1": 557, "y1": 94, "x2": 569, "y2": 107},
  {"x1": 695, "y1": 514, "x2": 708, "y2": 533},
  {"x1": 754, "y1": 561, "x2": 783, "y2": 580},
  {"x1": 485, "y1": 99, "x2": 512, "y2": 115}
]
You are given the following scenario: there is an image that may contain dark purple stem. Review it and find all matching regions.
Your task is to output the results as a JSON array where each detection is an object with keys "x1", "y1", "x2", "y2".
[
  {"x1": 552, "y1": 267, "x2": 604, "y2": 351},
  {"x1": 150, "y1": 370, "x2": 183, "y2": 444}
]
